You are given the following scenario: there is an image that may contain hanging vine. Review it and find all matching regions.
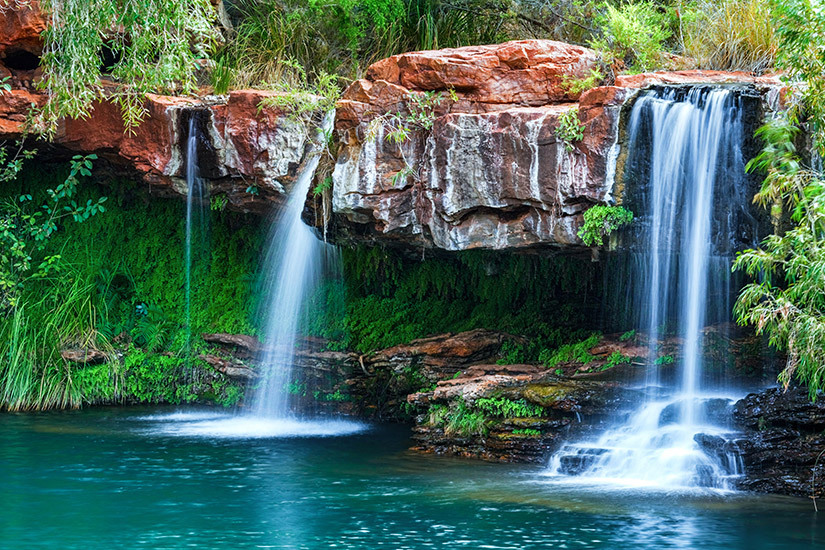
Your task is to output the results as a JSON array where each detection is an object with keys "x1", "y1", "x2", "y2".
[{"x1": 37, "y1": 0, "x2": 219, "y2": 135}]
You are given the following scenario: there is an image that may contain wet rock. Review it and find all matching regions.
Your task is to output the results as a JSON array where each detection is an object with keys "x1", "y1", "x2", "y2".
[
  {"x1": 734, "y1": 387, "x2": 825, "y2": 431},
  {"x1": 407, "y1": 362, "x2": 635, "y2": 463},
  {"x1": 331, "y1": 42, "x2": 787, "y2": 252},
  {"x1": 200, "y1": 354, "x2": 259, "y2": 381},
  {"x1": 202, "y1": 332, "x2": 262, "y2": 356},
  {"x1": 61, "y1": 348, "x2": 108, "y2": 365},
  {"x1": 733, "y1": 387, "x2": 825, "y2": 498}
]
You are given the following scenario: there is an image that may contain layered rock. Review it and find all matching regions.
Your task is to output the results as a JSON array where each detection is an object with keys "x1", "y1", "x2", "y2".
[
  {"x1": 0, "y1": 88, "x2": 317, "y2": 213},
  {"x1": 331, "y1": 40, "x2": 786, "y2": 251},
  {"x1": 408, "y1": 363, "x2": 635, "y2": 463}
]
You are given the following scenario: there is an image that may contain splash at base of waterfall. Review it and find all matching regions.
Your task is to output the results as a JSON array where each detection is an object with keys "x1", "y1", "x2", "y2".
[
  {"x1": 546, "y1": 391, "x2": 744, "y2": 491},
  {"x1": 135, "y1": 411, "x2": 367, "y2": 439}
]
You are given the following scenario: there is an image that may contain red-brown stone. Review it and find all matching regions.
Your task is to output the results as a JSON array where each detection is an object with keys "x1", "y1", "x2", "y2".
[{"x1": 0, "y1": 1, "x2": 47, "y2": 56}]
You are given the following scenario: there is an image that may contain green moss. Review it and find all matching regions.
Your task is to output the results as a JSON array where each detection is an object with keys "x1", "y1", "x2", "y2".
[
  {"x1": 511, "y1": 428, "x2": 542, "y2": 437},
  {"x1": 0, "y1": 166, "x2": 257, "y2": 409},
  {"x1": 475, "y1": 397, "x2": 544, "y2": 418},
  {"x1": 329, "y1": 246, "x2": 599, "y2": 354},
  {"x1": 538, "y1": 333, "x2": 602, "y2": 368}
]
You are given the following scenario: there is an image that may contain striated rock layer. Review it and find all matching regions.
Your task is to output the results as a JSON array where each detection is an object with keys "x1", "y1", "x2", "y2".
[{"x1": 331, "y1": 40, "x2": 786, "y2": 251}]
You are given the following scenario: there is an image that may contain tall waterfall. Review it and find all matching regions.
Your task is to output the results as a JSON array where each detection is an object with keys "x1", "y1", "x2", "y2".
[
  {"x1": 184, "y1": 115, "x2": 209, "y2": 357},
  {"x1": 548, "y1": 87, "x2": 758, "y2": 490},
  {"x1": 252, "y1": 113, "x2": 337, "y2": 419}
]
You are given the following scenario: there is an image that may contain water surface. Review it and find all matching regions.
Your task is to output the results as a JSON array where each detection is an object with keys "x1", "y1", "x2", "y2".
[{"x1": 1, "y1": 407, "x2": 822, "y2": 549}]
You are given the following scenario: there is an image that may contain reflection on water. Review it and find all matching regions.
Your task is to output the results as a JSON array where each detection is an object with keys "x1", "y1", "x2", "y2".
[{"x1": 0, "y1": 406, "x2": 822, "y2": 549}]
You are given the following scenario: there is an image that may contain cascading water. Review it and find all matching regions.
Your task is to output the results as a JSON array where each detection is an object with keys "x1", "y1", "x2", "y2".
[
  {"x1": 548, "y1": 86, "x2": 760, "y2": 490},
  {"x1": 184, "y1": 115, "x2": 209, "y2": 357},
  {"x1": 251, "y1": 112, "x2": 337, "y2": 419},
  {"x1": 151, "y1": 112, "x2": 364, "y2": 438}
]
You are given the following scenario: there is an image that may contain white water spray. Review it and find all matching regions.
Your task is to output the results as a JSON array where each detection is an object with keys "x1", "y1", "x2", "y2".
[
  {"x1": 252, "y1": 113, "x2": 337, "y2": 419},
  {"x1": 184, "y1": 115, "x2": 209, "y2": 356},
  {"x1": 548, "y1": 87, "x2": 753, "y2": 490}
]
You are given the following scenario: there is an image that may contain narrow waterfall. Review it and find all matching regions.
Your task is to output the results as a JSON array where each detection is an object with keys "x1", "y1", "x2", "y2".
[
  {"x1": 184, "y1": 115, "x2": 209, "y2": 357},
  {"x1": 251, "y1": 113, "x2": 337, "y2": 419},
  {"x1": 548, "y1": 87, "x2": 758, "y2": 490}
]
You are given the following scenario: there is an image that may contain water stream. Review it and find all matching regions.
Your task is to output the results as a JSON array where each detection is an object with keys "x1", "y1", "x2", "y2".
[
  {"x1": 251, "y1": 113, "x2": 336, "y2": 419},
  {"x1": 548, "y1": 87, "x2": 757, "y2": 491},
  {"x1": 184, "y1": 116, "x2": 209, "y2": 358}
]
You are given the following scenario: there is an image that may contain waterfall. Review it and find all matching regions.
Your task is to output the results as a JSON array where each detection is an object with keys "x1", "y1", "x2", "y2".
[
  {"x1": 547, "y1": 87, "x2": 758, "y2": 490},
  {"x1": 184, "y1": 115, "x2": 209, "y2": 357},
  {"x1": 251, "y1": 112, "x2": 337, "y2": 419}
]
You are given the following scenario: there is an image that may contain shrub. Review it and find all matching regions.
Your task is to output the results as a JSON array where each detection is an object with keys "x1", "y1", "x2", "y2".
[
  {"x1": 577, "y1": 205, "x2": 634, "y2": 246},
  {"x1": 539, "y1": 332, "x2": 602, "y2": 368},
  {"x1": 475, "y1": 397, "x2": 543, "y2": 418},
  {"x1": 590, "y1": 1, "x2": 671, "y2": 72},
  {"x1": 556, "y1": 108, "x2": 585, "y2": 152}
]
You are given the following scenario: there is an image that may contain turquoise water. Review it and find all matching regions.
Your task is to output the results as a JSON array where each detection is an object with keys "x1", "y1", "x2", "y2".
[{"x1": 1, "y1": 407, "x2": 822, "y2": 549}]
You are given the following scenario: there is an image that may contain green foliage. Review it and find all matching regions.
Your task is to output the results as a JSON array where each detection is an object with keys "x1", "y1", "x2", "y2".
[
  {"x1": 219, "y1": 0, "x2": 513, "y2": 94},
  {"x1": 330, "y1": 246, "x2": 598, "y2": 354},
  {"x1": 732, "y1": 0, "x2": 825, "y2": 399},
  {"x1": 683, "y1": 0, "x2": 776, "y2": 72},
  {"x1": 475, "y1": 397, "x2": 543, "y2": 418},
  {"x1": 539, "y1": 332, "x2": 601, "y2": 368},
  {"x1": 619, "y1": 329, "x2": 636, "y2": 341},
  {"x1": 425, "y1": 400, "x2": 487, "y2": 437},
  {"x1": 590, "y1": 1, "x2": 671, "y2": 72},
  {"x1": 605, "y1": 350, "x2": 632, "y2": 368},
  {"x1": 285, "y1": 380, "x2": 307, "y2": 396},
  {"x1": 561, "y1": 68, "x2": 605, "y2": 95},
  {"x1": 38, "y1": 0, "x2": 218, "y2": 134},
  {"x1": 654, "y1": 354, "x2": 674, "y2": 365},
  {"x1": 0, "y1": 165, "x2": 260, "y2": 410},
  {"x1": 496, "y1": 340, "x2": 526, "y2": 365},
  {"x1": 0, "y1": 154, "x2": 103, "y2": 311},
  {"x1": 445, "y1": 399, "x2": 488, "y2": 436},
  {"x1": 770, "y1": 0, "x2": 825, "y2": 155},
  {"x1": 313, "y1": 176, "x2": 333, "y2": 197},
  {"x1": 577, "y1": 205, "x2": 634, "y2": 246},
  {"x1": 555, "y1": 108, "x2": 585, "y2": 152},
  {"x1": 314, "y1": 388, "x2": 352, "y2": 402},
  {"x1": 258, "y1": 65, "x2": 341, "y2": 126},
  {"x1": 426, "y1": 396, "x2": 543, "y2": 438},
  {"x1": 210, "y1": 195, "x2": 228, "y2": 212},
  {"x1": 512, "y1": 428, "x2": 541, "y2": 437}
]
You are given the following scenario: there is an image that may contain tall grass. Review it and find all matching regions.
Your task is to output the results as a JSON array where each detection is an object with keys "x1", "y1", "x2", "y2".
[
  {"x1": 0, "y1": 262, "x2": 117, "y2": 411},
  {"x1": 683, "y1": 0, "x2": 776, "y2": 73},
  {"x1": 217, "y1": 0, "x2": 512, "y2": 91}
]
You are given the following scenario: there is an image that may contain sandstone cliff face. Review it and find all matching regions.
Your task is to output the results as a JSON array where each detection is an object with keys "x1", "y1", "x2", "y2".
[
  {"x1": 0, "y1": 2, "x2": 315, "y2": 213},
  {"x1": 0, "y1": 4, "x2": 787, "y2": 243},
  {"x1": 331, "y1": 41, "x2": 785, "y2": 251}
]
